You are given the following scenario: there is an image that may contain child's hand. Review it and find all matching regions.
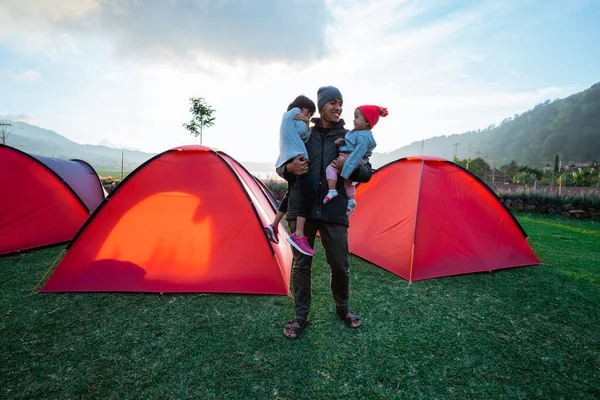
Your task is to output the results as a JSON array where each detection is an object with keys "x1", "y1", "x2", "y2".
[
  {"x1": 334, "y1": 138, "x2": 344, "y2": 146},
  {"x1": 294, "y1": 113, "x2": 310, "y2": 123}
]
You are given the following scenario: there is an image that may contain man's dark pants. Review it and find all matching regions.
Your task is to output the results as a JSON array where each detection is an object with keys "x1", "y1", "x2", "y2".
[{"x1": 287, "y1": 219, "x2": 350, "y2": 321}]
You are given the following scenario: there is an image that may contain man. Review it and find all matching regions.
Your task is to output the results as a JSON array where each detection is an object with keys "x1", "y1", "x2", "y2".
[{"x1": 278, "y1": 86, "x2": 372, "y2": 338}]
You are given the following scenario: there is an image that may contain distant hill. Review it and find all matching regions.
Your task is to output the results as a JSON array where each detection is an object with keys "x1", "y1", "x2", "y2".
[
  {"x1": 3, "y1": 82, "x2": 599, "y2": 172},
  {"x1": 3, "y1": 121, "x2": 155, "y2": 170},
  {"x1": 1, "y1": 121, "x2": 279, "y2": 175},
  {"x1": 370, "y1": 82, "x2": 600, "y2": 168}
]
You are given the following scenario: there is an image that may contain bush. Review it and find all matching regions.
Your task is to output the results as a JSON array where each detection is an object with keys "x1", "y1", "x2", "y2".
[
  {"x1": 99, "y1": 176, "x2": 121, "y2": 185},
  {"x1": 512, "y1": 172, "x2": 537, "y2": 185},
  {"x1": 498, "y1": 189, "x2": 600, "y2": 210},
  {"x1": 262, "y1": 178, "x2": 287, "y2": 201}
]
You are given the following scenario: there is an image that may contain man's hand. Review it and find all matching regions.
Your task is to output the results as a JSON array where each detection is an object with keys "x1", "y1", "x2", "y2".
[
  {"x1": 286, "y1": 155, "x2": 309, "y2": 175},
  {"x1": 334, "y1": 138, "x2": 344, "y2": 146}
]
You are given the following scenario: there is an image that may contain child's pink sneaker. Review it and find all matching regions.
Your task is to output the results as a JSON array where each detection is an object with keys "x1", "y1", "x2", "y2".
[
  {"x1": 264, "y1": 224, "x2": 279, "y2": 244},
  {"x1": 286, "y1": 233, "x2": 315, "y2": 256}
]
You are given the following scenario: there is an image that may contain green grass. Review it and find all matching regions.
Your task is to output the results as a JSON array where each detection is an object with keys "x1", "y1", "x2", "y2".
[
  {"x1": 1, "y1": 214, "x2": 599, "y2": 399},
  {"x1": 95, "y1": 169, "x2": 132, "y2": 179}
]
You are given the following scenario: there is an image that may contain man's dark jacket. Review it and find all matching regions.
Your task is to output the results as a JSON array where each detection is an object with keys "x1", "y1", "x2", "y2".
[{"x1": 277, "y1": 118, "x2": 372, "y2": 227}]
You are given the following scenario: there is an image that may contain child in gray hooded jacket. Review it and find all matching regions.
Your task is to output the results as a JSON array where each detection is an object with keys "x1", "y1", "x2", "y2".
[{"x1": 264, "y1": 95, "x2": 317, "y2": 256}]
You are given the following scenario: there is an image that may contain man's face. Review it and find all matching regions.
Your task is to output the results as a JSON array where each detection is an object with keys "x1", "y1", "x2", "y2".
[{"x1": 319, "y1": 98, "x2": 343, "y2": 128}]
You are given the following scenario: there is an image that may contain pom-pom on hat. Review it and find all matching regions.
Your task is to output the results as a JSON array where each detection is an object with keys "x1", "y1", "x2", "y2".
[{"x1": 357, "y1": 105, "x2": 388, "y2": 128}]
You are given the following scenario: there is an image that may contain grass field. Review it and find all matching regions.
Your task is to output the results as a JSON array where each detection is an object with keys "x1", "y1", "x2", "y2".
[
  {"x1": 1, "y1": 214, "x2": 599, "y2": 399},
  {"x1": 95, "y1": 169, "x2": 132, "y2": 179}
]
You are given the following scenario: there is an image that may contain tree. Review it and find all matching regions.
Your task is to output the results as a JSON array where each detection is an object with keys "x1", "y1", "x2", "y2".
[
  {"x1": 0, "y1": 122, "x2": 16, "y2": 145},
  {"x1": 452, "y1": 142, "x2": 460, "y2": 161},
  {"x1": 554, "y1": 154, "x2": 560, "y2": 174},
  {"x1": 468, "y1": 157, "x2": 488, "y2": 178},
  {"x1": 183, "y1": 97, "x2": 216, "y2": 145}
]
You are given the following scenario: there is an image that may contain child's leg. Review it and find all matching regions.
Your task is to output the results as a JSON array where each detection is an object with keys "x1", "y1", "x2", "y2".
[
  {"x1": 265, "y1": 184, "x2": 290, "y2": 244},
  {"x1": 344, "y1": 179, "x2": 356, "y2": 198},
  {"x1": 344, "y1": 179, "x2": 357, "y2": 216},
  {"x1": 323, "y1": 163, "x2": 340, "y2": 204},
  {"x1": 271, "y1": 190, "x2": 288, "y2": 226},
  {"x1": 296, "y1": 216, "x2": 306, "y2": 238},
  {"x1": 287, "y1": 172, "x2": 316, "y2": 256},
  {"x1": 295, "y1": 172, "x2": 316, "y2": 239},
  {"x1": 273, "y1": 211, "x2": 285, "y2": 226},
  {"x1": 325, "y1": 163, "x2": 339, "y2": 191}
]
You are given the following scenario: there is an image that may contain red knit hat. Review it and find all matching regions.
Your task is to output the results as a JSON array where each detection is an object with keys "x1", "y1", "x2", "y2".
[{"x1": 357, "y1": 105, "x2": 389, "y2": 128}]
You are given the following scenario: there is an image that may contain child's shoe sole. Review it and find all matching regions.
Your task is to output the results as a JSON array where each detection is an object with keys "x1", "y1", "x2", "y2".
[
  {"x1": 286, "y1": 236, "x2": 315, "y2": 256},
  {"x1": 264, "y1": 225, "x2": 279, "y2": 244}
]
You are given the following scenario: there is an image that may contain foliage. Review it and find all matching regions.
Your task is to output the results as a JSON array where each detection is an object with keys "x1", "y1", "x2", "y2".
[
  {"x1": 512, "y1": 171, "x2": 538, "y2": 185},
  {"x1": 371, "y1": 82, "x2": 600, "y2": 169},
  {"x1": 99, "y1": 176, "x2": 121, "y2": 185},
  {"x1": 561, "y1": 167, "x2": 599, "y2": 187},
  {"x1": 496, "y1": 188, "x2": 600, "y2": 209},
  {"x1": 183, "y1": 97, "x2": 216, "y2": 145},
  {"x1": 452, "y1": 157, "x2": 489, "y2": 178},
  {"x1": 262, "y1": 178, "x2": 287, "y2": 201},
  {"x1": 1, "y1": 216, "x2": 599, "y2": 398},
  {"x1": 515, "y1": 165, "x2": 543, "y2": 179}
]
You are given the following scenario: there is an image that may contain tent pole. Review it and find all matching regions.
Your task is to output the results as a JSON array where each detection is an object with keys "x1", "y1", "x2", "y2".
[
  {"x1": 409, "y1": 243, "x2": 415, "y2": 282},
  {"x1": 409, "y1": 158, "x2": 426, "y2": 283}
]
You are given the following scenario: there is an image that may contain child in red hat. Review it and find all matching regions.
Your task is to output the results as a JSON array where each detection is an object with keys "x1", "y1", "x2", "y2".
[{"x1": 323, "y1": 105, "x2": 388, "y2": 216}]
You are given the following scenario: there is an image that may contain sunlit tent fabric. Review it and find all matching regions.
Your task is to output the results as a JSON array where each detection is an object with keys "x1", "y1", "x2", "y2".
[
  {"x1": 41, "y1": 145, "x2": 293, "y2": 294},
  {"x1": 0, "y1": 145, "x2": 105, "y2": 256},
  {"x1": 348, "y1": 156, "x2": 539, "y2": 281}
]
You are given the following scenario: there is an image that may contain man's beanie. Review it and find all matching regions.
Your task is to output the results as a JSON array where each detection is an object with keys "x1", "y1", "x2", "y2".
[
  {"x1": 357, "y1": 105, "x2": 389, "y2": 128},
  {"x1": 317, "y1": 86, "x2": 343, "y2": 109}
]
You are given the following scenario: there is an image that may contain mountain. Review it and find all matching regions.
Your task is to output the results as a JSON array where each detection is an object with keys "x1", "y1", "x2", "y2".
[
  {"x1": 371, "y1": 82, "x2": 600, "y2": 168},
  {"x1": 3, "y1": 82, "x2": 599, "y2": 172},
  {"x1": 1, "y1": 121, "x2": 279, "y2": 175},
  {"x1": 3, "y1": 121, "x2": 155, "y2": 170}
]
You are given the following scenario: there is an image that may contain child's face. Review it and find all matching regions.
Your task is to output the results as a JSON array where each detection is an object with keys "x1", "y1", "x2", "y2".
[
  {"x1": 353, "y1": 109, "x2": 370, "y2": 130},
  {"x1": 300, "y1": 107, "x2": 314, "y2": 118}
]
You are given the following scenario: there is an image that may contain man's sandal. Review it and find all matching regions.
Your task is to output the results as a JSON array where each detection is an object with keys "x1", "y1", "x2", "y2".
[
  {"x1": 337, "y1": 309, "x2": 362, "y2": 328},
  {"x1": 283, "y1": 318, "x2": 308, "y2": 339}
]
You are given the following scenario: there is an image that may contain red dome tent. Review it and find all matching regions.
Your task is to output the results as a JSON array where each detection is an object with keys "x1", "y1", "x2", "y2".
[
  {"x1": 348, "y1": 156, "x2": 539, "y2": 281},
  {"x1": 0, "y1": 145, "x2": 105, "y2": 256},
  {"x1": 41, "y1": 145, "x2": 292, "y2": 295}
]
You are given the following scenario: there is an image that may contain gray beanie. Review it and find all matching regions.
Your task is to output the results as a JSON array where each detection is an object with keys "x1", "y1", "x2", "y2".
[{"x1": 317, "y1": 86, "x2": 343, "y2": 109}]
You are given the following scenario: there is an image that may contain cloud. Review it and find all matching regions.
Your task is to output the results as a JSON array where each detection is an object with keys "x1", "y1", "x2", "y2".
[
  {"x1": 0, "y1": 0, "x2": 332, "y2": 65},
  {"x1": 0, "y1": 113, "x2": 33, "y2": 122},
  {"x1": 7, "y1": 69, "x2": 42, "y2": 80}
]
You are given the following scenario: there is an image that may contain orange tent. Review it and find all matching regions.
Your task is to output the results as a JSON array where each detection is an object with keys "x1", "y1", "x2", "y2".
[
  {"x1": 0, "y1": 145, "x2": 105, "y2": 256},
  {"x1": 41, "y1": 145, "x2": 292, "y2": 294},
  {"x1": 348, "y1": 156, "x2": 539, "y2": 281}
]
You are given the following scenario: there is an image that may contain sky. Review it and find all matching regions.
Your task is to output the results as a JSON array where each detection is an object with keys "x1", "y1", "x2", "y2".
[{"x1": 1, "y1": 0, "x2": 599, "y2": 163}]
